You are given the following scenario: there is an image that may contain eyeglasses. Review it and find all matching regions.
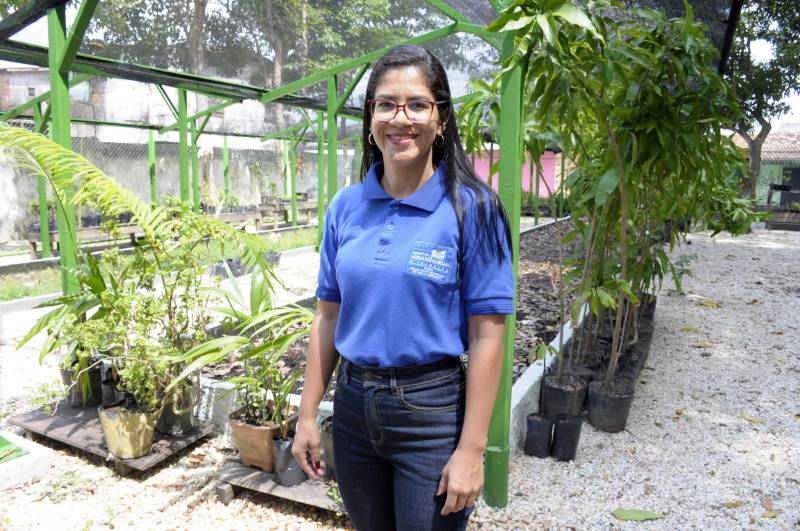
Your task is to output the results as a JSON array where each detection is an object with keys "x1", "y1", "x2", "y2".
[{"x1": 368, "y1": 99, "x2": 447, "y2": 123}]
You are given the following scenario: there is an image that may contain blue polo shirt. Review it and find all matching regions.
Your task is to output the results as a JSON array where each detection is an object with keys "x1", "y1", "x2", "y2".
[{"x1": 316, "y1": 160, "x2": 514, "y2": 367}]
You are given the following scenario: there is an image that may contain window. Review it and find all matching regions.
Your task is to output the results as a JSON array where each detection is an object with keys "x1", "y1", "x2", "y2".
[{"x1": 27, "y1": 87, "x2": 36, "y2": 97}]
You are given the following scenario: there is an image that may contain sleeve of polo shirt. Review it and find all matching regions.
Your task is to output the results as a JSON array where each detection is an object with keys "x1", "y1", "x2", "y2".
[
  {"x1": 461, "y1": 193, "x2": 515, "y2": 315},
  {"x1": 315, "y1": 204, "x2": 341, "y2": 303}
]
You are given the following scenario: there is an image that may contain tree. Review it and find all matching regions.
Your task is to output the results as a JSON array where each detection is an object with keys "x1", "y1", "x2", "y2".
[{"x1": 725, "y1": 0, "x2": 800, "y2": 196}]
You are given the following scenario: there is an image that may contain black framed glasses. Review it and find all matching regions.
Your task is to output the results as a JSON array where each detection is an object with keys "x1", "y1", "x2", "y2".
[{"x1": 367, "y1": 99, "x2": 447, "y2": 123}]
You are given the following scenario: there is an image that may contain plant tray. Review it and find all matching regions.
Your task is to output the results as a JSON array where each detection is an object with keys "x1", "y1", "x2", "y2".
[
  {"x1": 216, "y1": 460, "x2": 345, "y2": 513},
  {"x1": 7, "y1": 401, "x2": 215, "y2": 476}
]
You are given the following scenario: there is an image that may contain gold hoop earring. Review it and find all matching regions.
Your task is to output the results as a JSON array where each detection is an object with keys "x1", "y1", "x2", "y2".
[
  {"x1": 434, "y1": 133, "x2": 445, "y2": 148},
  {"x1": 368, "y1": 133, "x2": 376, "y2": 146}
]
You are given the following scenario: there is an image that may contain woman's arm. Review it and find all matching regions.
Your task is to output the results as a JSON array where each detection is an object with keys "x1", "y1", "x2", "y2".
[
  {"x1": 292, "y1": 299, "x2": 341, "y2": 479},
  {"x1": 438, "y1": 313, "x2": 506, "y2": 515}
]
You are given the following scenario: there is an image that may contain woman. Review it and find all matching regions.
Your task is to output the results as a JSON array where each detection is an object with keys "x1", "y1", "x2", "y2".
[{"x1": 292, "y1": 45, "x2": 514, "y2": 531}]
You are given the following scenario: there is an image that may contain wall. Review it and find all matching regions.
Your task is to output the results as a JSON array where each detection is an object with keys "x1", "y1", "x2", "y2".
[{"x1": 471, "y1": 147, "x2": 557, "y2": 196}]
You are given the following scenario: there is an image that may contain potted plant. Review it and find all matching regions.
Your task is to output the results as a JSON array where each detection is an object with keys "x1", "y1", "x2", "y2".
[
  {"x1": 4, "y1": 123, "x2": 277, "y2": 456},
  {"x1": 226, "y1": 353, "x2": 302, "y2": 476}
]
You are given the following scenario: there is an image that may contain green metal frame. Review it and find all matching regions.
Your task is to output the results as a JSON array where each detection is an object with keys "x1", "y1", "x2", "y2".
[
  {"x1": 56, "y1": 0, "x2": 97, "y2": 76},
  {"x1": 485, "y1": 28, "x2": 523, "y2": 508},
  {"x1": 46, "y1": 4, "x2": 77, "y2": 293},
  {"x1": 32, "y1": 101, "x2": 52, "y2": 257},
  {"x1": 178, "y1": 88, "x2": 189, "y2": 202},
  {"x1": 0, "y1": 0, "x2": 65, "y2": 41}
]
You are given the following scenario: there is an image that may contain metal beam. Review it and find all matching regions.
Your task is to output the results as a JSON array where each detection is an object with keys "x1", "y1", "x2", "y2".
[
  {"x1": 327, "y1": 76, "x2": 338, "y2": 203},
  {"x1": 155, "y1": 85, "x2": 179, "y2": 120},
  {"x1": 485, "y1": 30, "x2": 523, "y2": 509},
  {"x1": 32, "y1": 102, "x2": 52, "y2": 257},
  {"x1": 0, "y1": 73, "x2": 91, "y2": 121},
  {"x1": 56, "y1": 0, "x2": 98, "y2": 76},
  {"x1": 0, "y1": 0, "x2": 65, "y2": 41},
  {"x1": 334, "y1": 62, "x2": 370, "y2": 116},
  {"x1": 262, "y1": 24, "x2": 462, "y2": 107},
  {"x1": 178, "y1": 88, "x2": 189, "y2": 202},
  {"x1": 0, "y1": 39, "x2": 363, "y2": 116},
  {"x1": 193, "y1": 112, "x2": 211, "y2": 142},
  {"x1": 160, "y1": 98, "x2": 233, "y2": 134},
  {"x1": 47, "y1": 4, "x2": 77, "y2": 295}
]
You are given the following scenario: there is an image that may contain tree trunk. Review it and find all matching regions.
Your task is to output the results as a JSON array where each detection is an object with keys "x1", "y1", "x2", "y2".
[
  {"x1": 188, "y1": 0, "x2": 207, "y2": 75},
  {"x1": 737, "y1": 116, "x2": 771, "y2": 199},
  {"x1": 263, "y1": 0, "x2": 287, "y2": 133}
]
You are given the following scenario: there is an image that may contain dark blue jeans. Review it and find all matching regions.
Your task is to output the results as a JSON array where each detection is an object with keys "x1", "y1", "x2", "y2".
[{"x1": 332, "y1": 356, "x2": 473, "y2": 531}]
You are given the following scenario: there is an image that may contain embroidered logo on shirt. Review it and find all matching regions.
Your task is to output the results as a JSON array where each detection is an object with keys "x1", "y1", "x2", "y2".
[{"x1": 406, "y1": 240, "x2": 454, "y2": 284}]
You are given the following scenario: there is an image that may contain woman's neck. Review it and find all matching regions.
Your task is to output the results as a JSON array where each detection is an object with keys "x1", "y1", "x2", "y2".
[{"x1": 381, "y1": 154, "x2": 435, "y2": 199}]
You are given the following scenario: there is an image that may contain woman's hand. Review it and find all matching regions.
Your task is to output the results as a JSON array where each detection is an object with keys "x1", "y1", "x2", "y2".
[
  {"x1": 436, "y1": 446, "x2": 484, "y2": 515},
  {"x1": 291, "y1": 416, "x2": 326, "y2": 480}
]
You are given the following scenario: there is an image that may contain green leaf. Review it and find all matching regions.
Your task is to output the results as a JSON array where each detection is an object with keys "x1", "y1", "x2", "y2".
[
  {"x1": 595, "y1": 166, "x2": 619, "y2": 206},
  {"x1": 611, "y1": 508, "x2": 665, "y2": 521},
  {"x1": 552, "y1": 3, "x2": 601, "y2": 40},
  {"x1": 502, "y1": 15, "x2": 534, "y2": 32},
  {"x1": 536, "y1": 14, "x2": 558, "y2": 50}
]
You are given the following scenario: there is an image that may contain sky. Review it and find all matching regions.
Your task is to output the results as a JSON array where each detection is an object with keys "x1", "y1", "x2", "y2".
[{"x1": 3, "y1": 12, "x2": 798, "y2": 131}]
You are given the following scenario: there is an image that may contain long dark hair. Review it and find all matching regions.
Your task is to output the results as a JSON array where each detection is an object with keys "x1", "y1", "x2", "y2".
[{"x1": 360, "y1": 45, "x2": 512, "y2": 264}]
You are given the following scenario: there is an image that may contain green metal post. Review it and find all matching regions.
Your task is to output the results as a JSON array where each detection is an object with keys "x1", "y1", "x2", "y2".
[
  {"x1": 282, "y1": 139, "x2": 289, "y2": 198},
  {"x1": 316, "y1": 111, "x2": 325, "y2": 247},
  {"x1": 485, "y1": 31, "x2": 523, "y2": 508},
  {"x1": 148, "y1": 129, "x2": 157, "y2": 206},
  {"x1": 289, "y1": 129, "x2": 298, "y2": 226},
  {"x1": 223, "y1": 135, "x2": 230, "y2": 198},
  {"x1": 326, "y1": 76, "x2": 338, "y2": 203},
  {"x1": 191, "y1": 119, "x2": 200, "y2": 212},
  {"x1": 178, "y1": 88, "x2": 190, "y2": 202},
  {"x1": 355, "y1": 136, "x2": 363, "y2": 182},
  {"x1": 32, "y1": 103, "x2": 52, "y2": 257},
  {"x1": 47, "y1": 6, "x2": 78, "y2": 294}
]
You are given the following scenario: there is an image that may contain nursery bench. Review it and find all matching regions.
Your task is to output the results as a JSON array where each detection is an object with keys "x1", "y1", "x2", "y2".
[
  {"x1": 23, "y1": 224, "x2": 142, "y2": 259},
  {"x1": 8, "y1": 402, "x2": 214, "y2": 476}
]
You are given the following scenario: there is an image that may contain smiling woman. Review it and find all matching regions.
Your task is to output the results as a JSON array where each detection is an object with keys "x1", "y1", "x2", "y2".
[{"x1": 292, "y1": 45, "x2": 514, "y2": 531}]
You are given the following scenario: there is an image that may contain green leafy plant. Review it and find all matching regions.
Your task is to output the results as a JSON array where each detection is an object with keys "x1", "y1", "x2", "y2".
[
  {"x1": 473, "y1": 0, "x2": 759, "y2": 386},
  {"x1": 2, "y1": 123, "x2": 279, "y2": 411}
]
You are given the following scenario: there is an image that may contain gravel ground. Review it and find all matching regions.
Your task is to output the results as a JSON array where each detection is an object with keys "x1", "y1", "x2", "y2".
[
  {"x1": 469, "y1": 228, "x2": 800, "y2": 530},
  {"x1": 2, "y1": 227, "x2": 798, "y2": 530}
]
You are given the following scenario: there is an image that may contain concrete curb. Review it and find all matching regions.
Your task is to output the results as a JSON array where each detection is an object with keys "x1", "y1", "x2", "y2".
[
  {"x1": 0, "y1": 292, "x2": 60, "y2": 314},
  {"x1": 508, "y1": 305, "x2": 587, "y2": 453}
]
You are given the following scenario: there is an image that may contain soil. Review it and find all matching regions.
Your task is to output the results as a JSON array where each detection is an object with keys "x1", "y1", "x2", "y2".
[{"x1": 201, "y1": 219, "x2": 582, "y2": 397}]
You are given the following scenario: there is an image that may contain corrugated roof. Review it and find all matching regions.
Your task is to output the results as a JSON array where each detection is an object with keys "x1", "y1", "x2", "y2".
[{"x1": 762, "y1": 131, "x2": 800, "y2": 161}]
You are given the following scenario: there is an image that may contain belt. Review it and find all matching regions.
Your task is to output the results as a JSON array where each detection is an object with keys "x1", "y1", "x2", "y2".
[{"x1": 341, "y1": 355, "x2": 461, "y2": 380}]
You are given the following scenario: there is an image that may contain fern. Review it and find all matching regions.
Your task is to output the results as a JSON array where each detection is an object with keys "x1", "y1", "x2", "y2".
[{"x1": 0, "y1": 123, "x2": 278, "y2": 288}]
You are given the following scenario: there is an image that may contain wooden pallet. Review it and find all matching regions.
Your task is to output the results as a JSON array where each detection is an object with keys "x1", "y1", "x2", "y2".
[
  {"x1": 215, "y1": 460, "x2": 345, "y2": 514},
  {"x1": 7, "y1": 401, "x2": 214, "y2": 476}
]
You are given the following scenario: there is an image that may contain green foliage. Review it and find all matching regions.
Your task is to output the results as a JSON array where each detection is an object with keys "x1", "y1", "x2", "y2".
[
  {"x1": 1, "y1": 123, "x2": 282, "y2": 411},
  {"x1": 472, "y1": 0, "x2": 758, "y2": 384}
]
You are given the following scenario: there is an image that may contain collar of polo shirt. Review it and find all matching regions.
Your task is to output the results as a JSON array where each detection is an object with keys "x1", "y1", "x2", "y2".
[{"x1": 362, "y1": 160, "x2": 447, "y2": 212}]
